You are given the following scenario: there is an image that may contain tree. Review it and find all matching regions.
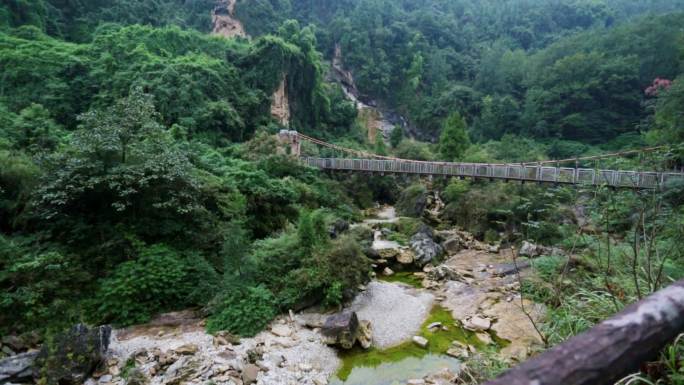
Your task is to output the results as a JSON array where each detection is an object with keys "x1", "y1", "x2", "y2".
[
  {"x1": 438, "y1": 112, "x2": 470, "y2": 161},
  {"x1": 389, "y1": 126, "x2": 404, "y2": 148}
]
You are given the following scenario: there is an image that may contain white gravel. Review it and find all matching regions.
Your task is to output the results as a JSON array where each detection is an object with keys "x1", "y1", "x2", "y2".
[
  {"x1": 350, "y1": 281, "x2": 434, "y2": 349},
  {"x1": 108, "y1": 316, "x2": 339, "y2": 385}
]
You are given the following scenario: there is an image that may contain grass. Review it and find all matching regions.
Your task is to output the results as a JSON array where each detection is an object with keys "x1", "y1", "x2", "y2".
[
  {"x1": 378, "y1": 272, "x2": 423, "y2": 288},
  {"x1": 335, "y1": 306, "x2": 487, "y2": 380}
]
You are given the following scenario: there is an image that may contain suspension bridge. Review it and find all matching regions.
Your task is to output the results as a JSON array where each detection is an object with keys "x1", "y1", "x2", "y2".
[{"x1": 279, "y1": 130, "x2": 684, "y2": 189}]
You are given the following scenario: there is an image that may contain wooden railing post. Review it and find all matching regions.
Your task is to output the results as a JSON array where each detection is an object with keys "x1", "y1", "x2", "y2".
[{"x1": 483, "y1": 279, "x2": 684, "y2": 385}]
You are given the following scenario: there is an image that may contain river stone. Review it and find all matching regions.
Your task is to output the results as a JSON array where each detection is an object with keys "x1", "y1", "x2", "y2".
[
  {"x1": 519, "y1": 241, "x2": 540, "y2": 257},
  {"x1": 412, "y1": 336, "x2": 428, "y2": 348},
  {"x1": 242, "y1": 364, "x2": 260, "y2": 384},
  {"x1": 0, "y1": 351, "x2": 38, "y2": 383},
  {"x1": 382, "y1": 267, "x2": 395, "y2": 276}
]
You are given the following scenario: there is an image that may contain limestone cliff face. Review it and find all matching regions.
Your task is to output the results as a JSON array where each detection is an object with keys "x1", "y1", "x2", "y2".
[
  {"x1": 212, "y1": 0, "x2": 247, "y2": 38},
  {"x1": 271, "y1": 76, "x2": 290, "y2": 127}
]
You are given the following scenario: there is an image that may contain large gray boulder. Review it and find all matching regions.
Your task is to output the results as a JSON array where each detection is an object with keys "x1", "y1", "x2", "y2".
[
  {"x1": 0, "y1": 351, "x2": 38, "y2": 383},
  {"x1": 33, "y1": 324, "x2": 111, "y2": 385},
  {"x1": 321, "y1": 312, "x2": 373, "y2": 350},
  {"x1": 410, "y1": 226, "x2": 444, "y2": 266}
]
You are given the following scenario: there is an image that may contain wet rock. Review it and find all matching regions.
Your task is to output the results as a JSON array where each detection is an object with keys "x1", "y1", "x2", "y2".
[
  {"x1": 427, "y1": 322, "x2": 442, "y2": 330},
  {"x1": 34, "y1": 324, "x2": 111, "y2": 385},
  {"x1": 0, "y1": 351, "x2": 38, "y2": 383},
  {"x1": 322, "y1": 312, "x2": 359, "y2": 349},
  {"x1": 412, "y1": 336, "x2": 428, "y2": 348},
  {"x1": 242, "y1": 363, "x2": 260, "y2": 384}
]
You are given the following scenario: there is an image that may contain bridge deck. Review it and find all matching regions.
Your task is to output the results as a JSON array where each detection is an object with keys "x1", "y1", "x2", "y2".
[{"x1": 301, "y1": 157, "x2": 684, "y2": 189}]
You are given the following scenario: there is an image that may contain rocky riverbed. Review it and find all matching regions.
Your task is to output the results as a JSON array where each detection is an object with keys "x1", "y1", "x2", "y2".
[{"x1": 1, "y1": 206, "x2": 550, "y2": 385}]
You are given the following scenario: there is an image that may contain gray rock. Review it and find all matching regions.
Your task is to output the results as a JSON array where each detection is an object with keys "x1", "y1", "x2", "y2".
[
  {"x1": 0, "y1": 351, "x2": 38, "y2": 383},
  {"x1": 33, "y1": 324, "x2": 111, "y2": 385},
  {"x1": 519, "y1": 241, "x2": 540, "y2": 257},
  {"x1": 442, "y1": 238, "x2": 462, "y2": 255},
  {"x1": 491, "y1": 260, "x2": 530, "y2": 277},
  {"x1": 242, "y1": 364, "x2": 260, "y2": 384},
  {"x1": 410, "y1": 226, "x2": 444, "y2": 266},
  {"x1": 321, "y1": 312, "x2": 359, "y2": 349}
]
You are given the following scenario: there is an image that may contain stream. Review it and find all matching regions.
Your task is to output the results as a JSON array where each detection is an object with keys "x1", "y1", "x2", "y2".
[{"x1": 328, "y1": 206, "x2": 465, "y2": 385}]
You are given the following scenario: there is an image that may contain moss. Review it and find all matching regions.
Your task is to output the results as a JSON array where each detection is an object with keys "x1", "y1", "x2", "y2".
[
  {"x1": 378, "y1": 272, "x2": 423, "y2": 289},
  {"x1": 335, "y1": 306, "x2": 486, "y2": 380}
]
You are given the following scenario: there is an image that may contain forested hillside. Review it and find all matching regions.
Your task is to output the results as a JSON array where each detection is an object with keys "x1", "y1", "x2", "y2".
[{"x1": 1, "y1": 1, "x2": 684, "y2": 384}]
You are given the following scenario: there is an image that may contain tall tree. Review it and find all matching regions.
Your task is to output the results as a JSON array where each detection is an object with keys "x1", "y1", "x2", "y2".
[{"x1": 438, "y1": 112, "x2": 470, "y2": 161}]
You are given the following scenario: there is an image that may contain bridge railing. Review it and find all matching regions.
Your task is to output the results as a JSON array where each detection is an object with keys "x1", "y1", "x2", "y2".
[{"x1": 301, "y1": 157, "x2": 684, "y2": 189}]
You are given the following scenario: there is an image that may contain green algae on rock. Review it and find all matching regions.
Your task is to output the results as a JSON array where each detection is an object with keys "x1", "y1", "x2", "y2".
[{"x1": 333, "y1": 305, "x2": 487, "y2": 382}]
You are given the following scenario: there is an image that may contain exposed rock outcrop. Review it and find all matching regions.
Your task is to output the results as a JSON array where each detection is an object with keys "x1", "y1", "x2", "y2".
[
  {"x1": 271, "y1": 76, "x2": 290, "y2": 126},
  {"x1": 212, "y1": 0, "x2": 247, "y2": 38}
]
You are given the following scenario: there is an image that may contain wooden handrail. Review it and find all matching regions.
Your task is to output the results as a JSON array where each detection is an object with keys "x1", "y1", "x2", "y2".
[{"x1": 483, "y1": 279, "x2": 684, "y2": 385}]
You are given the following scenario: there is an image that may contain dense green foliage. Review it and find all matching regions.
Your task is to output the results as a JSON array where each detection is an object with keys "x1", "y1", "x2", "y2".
[{"x1": 1, "y1": 8, "x2": 684, "y2": 383}]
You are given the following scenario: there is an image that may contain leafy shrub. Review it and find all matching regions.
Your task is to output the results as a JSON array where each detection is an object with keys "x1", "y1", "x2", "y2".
[
  {"x1": 206, "y1": 285, "x2": 278, "y2": 337},
  {"x1": 93, "y1": 244, "x2": 218, "y2": 326},
  {"x1": 396, "y1": 183, "x2": 428, "y2": 217}
]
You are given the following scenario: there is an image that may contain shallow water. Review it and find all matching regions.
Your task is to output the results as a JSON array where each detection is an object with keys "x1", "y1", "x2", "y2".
[{"x1": 329, "y1": 354, "x2": 460, "y2": 385}]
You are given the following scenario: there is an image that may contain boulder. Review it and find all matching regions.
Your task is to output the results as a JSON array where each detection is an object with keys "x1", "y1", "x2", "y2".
[
  {"x1": 321, "y1": 312, "x2": 372, "y2": 349},
  {"x1": 410, "y1": 226, "x2": 444, "y2": 266},
  {"x1": 321, "y1": 312, "x2": 360, "y2": 349},
  {"x1": 0, "y1": 351, "x2": 38, "y2": 383},
  {"x1": 33, "y1": 324, "x2": 111, "y2": 385},
  {"x1": 382, "y1": 267, "x2": 395, "y2": 276},
  {"x1": 242, "y1": 364, "x2": 260, "y2": 384},
  {"x1": 412, "y1": 336, "x2": 428, "y2": 348}
]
